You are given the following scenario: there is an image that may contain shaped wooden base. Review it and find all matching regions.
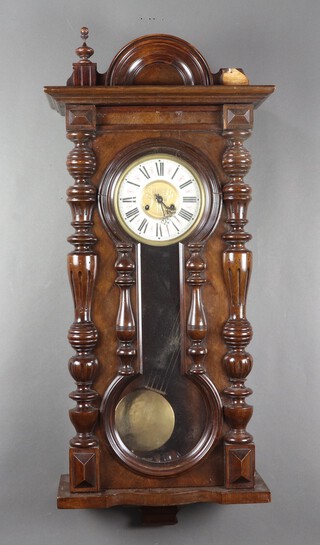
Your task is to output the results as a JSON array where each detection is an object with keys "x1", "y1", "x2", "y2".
[{"x1": 57, "y1": 472, "x2": 270, "y2": 514}]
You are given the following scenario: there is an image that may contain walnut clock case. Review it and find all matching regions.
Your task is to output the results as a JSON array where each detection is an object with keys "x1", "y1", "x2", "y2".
[{"x1": 45, "y1": 29, "x2": 274, "y2": 524}]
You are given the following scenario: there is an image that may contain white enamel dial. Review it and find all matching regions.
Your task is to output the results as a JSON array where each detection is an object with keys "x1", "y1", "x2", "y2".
[{"x1": 114, "y1": 153, "x2": 205, "y2": 245}]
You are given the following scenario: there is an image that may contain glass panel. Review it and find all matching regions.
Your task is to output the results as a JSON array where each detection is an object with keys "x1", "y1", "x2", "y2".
[{"x1": 114, "y1": 244, "x2": 208, "y2": 465}]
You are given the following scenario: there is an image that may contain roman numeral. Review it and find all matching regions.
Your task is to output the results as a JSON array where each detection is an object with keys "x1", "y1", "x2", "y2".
[
  {"x1": 121, "y1": 196, "x2": 137, "y2": 203},
  {"x1": 126, "y1": 179, "x2": 140, "y2": 187},
  {"x1": 156, "y1": 223, "x2": 163, "y2": 238},
  {"x1": 125, "y1": 207, "x2": 140, "y2": 220},
  {"x1": 171, "y1": 166, "x2": 180, "y2": 179},
  {"x1": 155, "y1": 162, "x2": 164, "y2": 177},
  {"x1": 139, "y1": 166, "x2": 150, "y2": 179},
  {"x1": 179, "y1": 179, "x2": 193, "y2": 189},
  {"x1": 170, "y1": 217, "x2": 180, "y2": 232},
  {"x1": 138, "y1": 218, "x2": 149, "y2": 233},
  {"x1": 178, "y1": 208, "x2": 193, "y2": 222},
  {"x1": 182, "y1": 196, "x2": 197, "y2": 203}
]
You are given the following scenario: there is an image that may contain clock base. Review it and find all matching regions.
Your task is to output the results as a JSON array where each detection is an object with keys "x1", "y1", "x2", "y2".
[{"x1": 57, "y1": 472, "x2": 271, "y2": 515}]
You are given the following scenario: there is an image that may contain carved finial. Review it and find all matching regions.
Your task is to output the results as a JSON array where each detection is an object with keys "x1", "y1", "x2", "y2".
[
  {"x1": 80, "y1": 26, "x2": 89, "y2": 41},
  {"x1": 67, "y1": 26, "x2": 97, "y2": 86},
  {"x1": 76, "y1": 26, "x2": 94, "y2": 63}
]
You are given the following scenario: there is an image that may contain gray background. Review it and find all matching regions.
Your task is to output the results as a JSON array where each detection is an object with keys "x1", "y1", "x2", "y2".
[{"x1": 1, "y1": 0, "x2": 319, "y2": 544}]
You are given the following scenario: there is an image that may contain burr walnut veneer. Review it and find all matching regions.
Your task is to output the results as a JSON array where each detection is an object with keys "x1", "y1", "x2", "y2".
[{"x1": 44, "y1": 29, "x2": 274, "y2": 524}]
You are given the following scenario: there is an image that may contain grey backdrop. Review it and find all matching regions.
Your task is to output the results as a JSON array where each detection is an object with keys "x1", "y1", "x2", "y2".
[{"x1": 1, "y1": 1, "x2": 320, "y2": 544}]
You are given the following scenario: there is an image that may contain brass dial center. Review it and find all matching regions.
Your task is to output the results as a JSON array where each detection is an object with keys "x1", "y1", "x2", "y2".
[{"x1": 141, "y1": 181, "x2": 179, "y2": 219}]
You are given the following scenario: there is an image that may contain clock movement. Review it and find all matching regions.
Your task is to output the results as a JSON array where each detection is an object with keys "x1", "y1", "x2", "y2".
[{"x1": 45, "y1": 28, "x2": 274, "y2": 524}]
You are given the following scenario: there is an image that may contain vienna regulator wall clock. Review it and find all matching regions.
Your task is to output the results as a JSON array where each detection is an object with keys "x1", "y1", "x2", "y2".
[{"x1": 45, "y1": 28, "x2": 274, "y2": 524}]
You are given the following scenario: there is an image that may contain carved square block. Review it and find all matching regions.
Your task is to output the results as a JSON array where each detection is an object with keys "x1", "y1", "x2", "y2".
[
  {"x1": 223, "y1": 104, "x2": 253, "y2": 130},
  {"x1": 69, "y1": 447, "x2": 100, "y2": 492},
  {"x1": 66, "y1": 105, "x2": 96, "y2": 130},
  {"x1": 225, "y1": 444, "x2": 255, "y2": 488},
  {"x1": 72, "y1": 63, "x2": 97, "y2": 87}
]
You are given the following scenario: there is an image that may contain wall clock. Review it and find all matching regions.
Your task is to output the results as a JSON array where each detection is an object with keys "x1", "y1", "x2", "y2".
[{"x1": 45, "y1": 28, "x2": 274, "y2": 524}]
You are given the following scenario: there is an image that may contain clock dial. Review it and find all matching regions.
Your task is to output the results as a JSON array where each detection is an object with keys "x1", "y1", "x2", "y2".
[{"x1": 114, "y1": 154, "x2": 205, "y2": 245}]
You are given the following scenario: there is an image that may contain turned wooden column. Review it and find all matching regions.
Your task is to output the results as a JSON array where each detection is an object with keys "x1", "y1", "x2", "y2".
[
  {"x1": 115, "y1": 243, "x2": 136, "y2": 376},
  {"x1": 221, "y1": 105, "x2": 255, "y2": 488},
  {"x1": 66, "y1": 128, "x2": 100, "y2": 492},
  {"x1": 186, "y1": 243, "x2": 207, "y2": 375}
]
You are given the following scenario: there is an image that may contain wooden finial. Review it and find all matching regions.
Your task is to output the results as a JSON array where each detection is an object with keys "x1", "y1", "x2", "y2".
[
  {"x1": 76, "y1": 26, "x2": 94, "y2": 62},
  {"x1": 80, "y1": 26, "x2": 89, "y2": 42},
  {"x1": 67, "y1": 27, "x2": 97, "y2": 86}
]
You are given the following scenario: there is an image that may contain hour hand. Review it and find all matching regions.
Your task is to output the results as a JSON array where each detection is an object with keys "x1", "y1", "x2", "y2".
[
  {"x1": 155, "y1": 193, "x2": 164, "y2": 205},
  {"x1": 155, "y1": 194, "x2": 176, "y2": 215}
]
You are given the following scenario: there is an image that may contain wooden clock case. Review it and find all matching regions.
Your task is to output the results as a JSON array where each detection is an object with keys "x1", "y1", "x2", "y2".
[{"x1": 45, "y1": 29, "x2": 274, "y2": 524}]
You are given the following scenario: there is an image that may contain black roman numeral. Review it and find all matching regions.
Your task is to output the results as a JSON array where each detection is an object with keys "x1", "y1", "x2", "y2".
[
  {"x1": 121, "y1": 196, "x2": 137, "y2": 203},
  {"x1": 125, "y1": 179, "x2": 140, "y2": 187},
  {"x1": 156, "y1": 223, "x2": 163, "y2": 238},
  {"x1": 179, "y1": 179, "x2": 193, "y2": 189},
  {"x1": 182, "y1": 196, "x2": 197, "y2": 203},
  {"x1": 170, "y1": 217, "x2": 180, "y2": 232},
  {"x1": 156, "y1": 161, "x2": 164, "y2": 177},
  {"x1": 138, "y1": 218, "x2": 149, "y2": 233},
  {"x1": 125, "y1": 207, "x2": 140, "y2": 220},
  {"x1": 178, "y1": 208, "x2": 193, "y2": 222},
  {"x1": 139, "y1": 166, "x2": 150, "y2": 179},
  {"x1": 171, "y1": 166, "x2": 180, "y2": 179}
]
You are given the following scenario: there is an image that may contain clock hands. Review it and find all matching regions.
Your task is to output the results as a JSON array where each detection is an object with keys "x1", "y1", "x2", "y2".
[
  {"x1": 154, "y1": 193, "x2": 176, "y2": 218},
  {"x1": 141, "y1": 189, "x2": 194, "y2": 241}
]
